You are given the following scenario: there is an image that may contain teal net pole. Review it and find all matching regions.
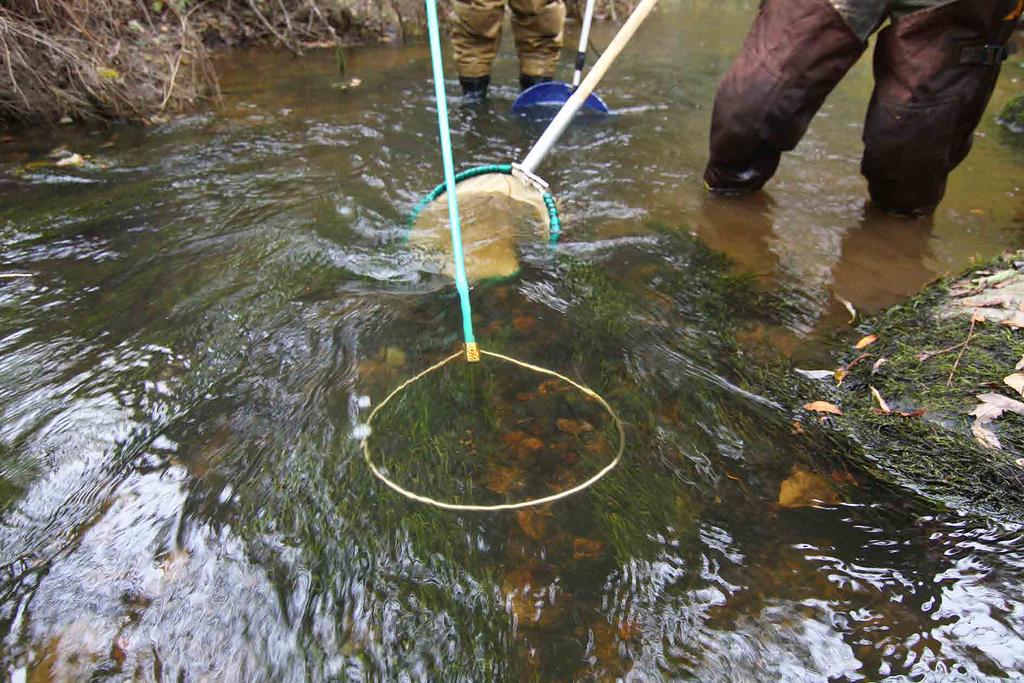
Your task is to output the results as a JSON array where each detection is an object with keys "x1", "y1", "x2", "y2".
[{"x1": 424, "y1": 0, "x2": 476, "y2": 351}]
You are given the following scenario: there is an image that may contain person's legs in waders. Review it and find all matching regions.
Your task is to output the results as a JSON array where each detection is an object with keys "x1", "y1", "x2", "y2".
[
  {"x1": 704, "y1": 0, "x2": 1021, "y2": 214},
  {"x1": 861, "y1": 0, "x2": 1021, "y2": 215},
  {"x1": 451, "y1": 0, "x2": 565, "y2": 98},
  {"x1": 702, "y1": 0, "x2": 877, "y2": 194},
  {"x1": 509, "y1": 0, "x2": 566, "y2": 90},
  {"x1": 451, "y1": 0, "x2": 507, "y2": 98}
]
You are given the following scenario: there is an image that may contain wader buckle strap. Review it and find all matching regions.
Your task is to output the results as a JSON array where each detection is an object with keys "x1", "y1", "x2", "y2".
[{"x1": 959, "y1": 44, "x2": 1009, "y2": 66}]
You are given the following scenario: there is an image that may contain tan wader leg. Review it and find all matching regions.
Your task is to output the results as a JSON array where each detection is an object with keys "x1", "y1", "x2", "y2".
[
  {"x1": 451, "y1": 0, "x2": 508, "y2": 78},
  {"x1": 508, "y1": 0, "x2": 566, "y2": 78}
]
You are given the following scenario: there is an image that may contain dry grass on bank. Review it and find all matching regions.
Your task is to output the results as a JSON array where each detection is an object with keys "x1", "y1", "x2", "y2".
[
  {"x1": 0, "y1": 0, "x2": 423, "y2": 125},
  {"x1": 0, "y1": 0, "x2": 636, "y2": 126},
  {"x1": 0, "y1": 0, "x2": 218, "y2": 124}
]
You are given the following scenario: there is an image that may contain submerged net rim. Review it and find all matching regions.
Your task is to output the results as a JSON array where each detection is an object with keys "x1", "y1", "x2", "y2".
[
  {"x1": 407, "y1": 164, "x2": 562, "y2": 240},
  {"x1": 360, "y1": 348, "x2": 625, "y2": 511}
]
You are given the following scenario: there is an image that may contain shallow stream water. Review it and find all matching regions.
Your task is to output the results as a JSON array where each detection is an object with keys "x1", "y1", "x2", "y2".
[{"x1": 2, "y1": 1, "x2": 1024, "y2": 680}]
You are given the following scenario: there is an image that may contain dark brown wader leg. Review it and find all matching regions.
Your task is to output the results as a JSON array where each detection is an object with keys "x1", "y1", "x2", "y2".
[
  {"x1": 703, "y1": 0, "x2": 867, "y2": 194},
  {"x1": 861, "y1": 0, "x2": 1020, "y2": 215}
]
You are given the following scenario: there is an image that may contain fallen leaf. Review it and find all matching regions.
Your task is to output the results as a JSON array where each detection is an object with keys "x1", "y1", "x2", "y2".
[
  {"x1": 790, "y1": 421, "x2": 805, "y2": 435},
  {"x1": 1016, "y1": 355, "x2": 1024, "y2": 371},
  {"x1": 520, "y1": 437, "x2": 544, "y2": 451},
  {"x1": 572, "y1": 537, "x2": 605, "y2": 560},
  {"x1": 512, "y1": 315, "x2": 537, "y2": 333},
  {"x1": 1016, "y1": 458, "x2": 1024, "y2": 469},
  {"x1": 871, "y1": 358, "x2": 888, "y2": 375},
  {"x1": 845, "y1": 353, "x2": 871, "y2": 370},
  {"x1": 830, "y1": 470, "x2": 858, "y2": 486},
  {"x1": 976, "y1": 269, "x2": 1017, "y2": 288},
  {"x1": 834, "y1": 368, "x2": 848, "y2": 385},
  {"x1": 804, "y1": 401, "x2": 842, "y2": 415},
  {"x1": 977, "y1": 392, "x2": 1024, "y2": 416},
  {"x1": 97, "y1": 67, "x2": 121, "y2": 79},
  {"x1": 778, "y1": 469, "x2": 841, "y2": 508},
  {"x1": 1003, "y1": 311, "x2": 1024, "y2": 329},
  {"x1": 1005, "y1": 373, "x2": 1024, "y2": 397},
  {"x1": 870, "y1": 386, "x2": 891, "y2": 414},
  {"x1": 897, "y1": 409, "x2": 926, "y2": 418},
  {"x1": 971, "y1": 401, "x2": 1005, "y2": 423},
  {"x1": 838, "y1": 296, "x2": 857, "y2": 324},
  {"x1": 537, "y1": 379, "x2": 564, "y2": 395},
  {"x1": 54, "y1": 153, "x2": 85, "y2": 167},
  {"x1": 502, "y1": 431, "x2": 528, "y2": 446},
  {"x1": 515, "y1": 509, "x2": 548, "y2": 541},
  {"x1": 855, "y1": 334, "x2": 878, "y2": 350},
  {"x1": 972, "y1": 420, "x2": 1002, "y2": 450},
  {"x1": 795, "y1": 369, "x2": 835, "y2": 380},
  {"x1": 481, "y1": 467, "x2": 519, "y2": 494},
  {"x1": 556, "y1": 418, "x2": 593, "y2": 435},
  {"x1": 960, "y1": 296, "x2": 1007, "y2": 308}
]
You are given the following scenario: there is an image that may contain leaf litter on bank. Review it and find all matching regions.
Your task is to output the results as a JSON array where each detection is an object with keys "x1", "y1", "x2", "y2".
[
  {"x1": 855, "y1": 334, "x2": 878, "y2": 350},
  {"x1": 870, "y1": 386, "x2": 891, "y2": 414},
  {"x1": 804, "y1": 401, "x2": 842, "y2": 416},
  {"x1": 1005, "y1": 373, "x2": 1024, "y2": 397},
  {"x1": 968, "y1": 393, "x2": 1024, "y2": 450},
  {"x1": 837, "y1": 296, "x2": 857, "y2": 324}
]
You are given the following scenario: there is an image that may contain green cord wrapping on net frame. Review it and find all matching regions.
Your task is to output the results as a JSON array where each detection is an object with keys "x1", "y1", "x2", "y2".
[{"x1": 408, "y1": 163, "x2": 562, "y2": 243}]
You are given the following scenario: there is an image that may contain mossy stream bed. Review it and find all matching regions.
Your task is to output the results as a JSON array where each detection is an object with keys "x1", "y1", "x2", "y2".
[
  {"x1": 759, "y1": 255, "x2": 1024, "y2": 520},
  {"x1": 3, "y1": 6, "x2": 1024, "y2": 680}
]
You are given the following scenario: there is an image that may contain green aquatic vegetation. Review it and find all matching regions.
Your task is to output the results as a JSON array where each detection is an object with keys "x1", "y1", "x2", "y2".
[
  {"x1": 780, "y1": 266, "x2": 1024, "y2": 519},
  {"x1": 1000, "y1": 93, "x2": 1024, "y2": 133}
]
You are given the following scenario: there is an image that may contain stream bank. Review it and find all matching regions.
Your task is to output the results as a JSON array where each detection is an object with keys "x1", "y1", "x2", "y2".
[
  {"x1": 0, "y1": 0, "x2": 425, "y2": 126},
  {"x1": 0, "y1": 0, "x2": 631, "y2": 127},
  {"x1": 776, "y1": 252, "x2": 1024, "y2": 520}
]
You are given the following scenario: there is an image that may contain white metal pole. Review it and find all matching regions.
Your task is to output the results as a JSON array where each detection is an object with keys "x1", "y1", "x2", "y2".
[{"x1": 519, "y1": 0, "x2": 658, "y2": 176}]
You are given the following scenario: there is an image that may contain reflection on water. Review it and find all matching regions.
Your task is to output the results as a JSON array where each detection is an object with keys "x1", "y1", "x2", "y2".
[{"x1": 2, "y1": 1, "x2": 1024, "y2": 679}]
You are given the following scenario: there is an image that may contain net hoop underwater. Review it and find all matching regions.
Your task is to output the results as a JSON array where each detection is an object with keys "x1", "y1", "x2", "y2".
[{"x1": 360, "y1": 347, "x2": 626, "y2": 512}]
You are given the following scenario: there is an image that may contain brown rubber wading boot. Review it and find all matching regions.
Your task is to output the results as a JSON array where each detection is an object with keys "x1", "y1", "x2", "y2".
[
  {"x1": 861, "y1": 0, "x2": 1019, "y2": 216},
  {"x1": 703, "y1": 0, "x2": 867, "y2": 195}
]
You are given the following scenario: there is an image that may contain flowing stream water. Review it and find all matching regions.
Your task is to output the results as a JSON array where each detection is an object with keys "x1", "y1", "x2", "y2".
[{"x1": 2, "y1": 1, "x2": 1024, "y2": 680}]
